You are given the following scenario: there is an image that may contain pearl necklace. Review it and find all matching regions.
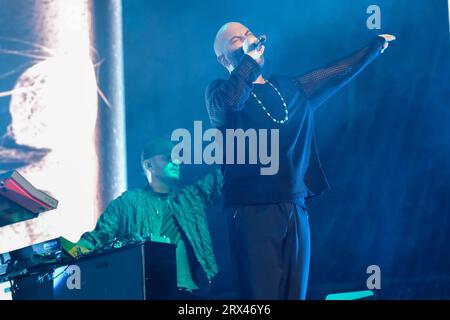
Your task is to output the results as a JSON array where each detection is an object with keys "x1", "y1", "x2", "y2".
[{"x1": 251, "y1": 79, "x2": 289, "y2": 124}]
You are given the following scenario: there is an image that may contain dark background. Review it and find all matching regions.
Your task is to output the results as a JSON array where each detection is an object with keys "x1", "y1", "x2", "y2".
[{"x1": 122, "y1": 0, "x2": 450, "y2": 299}]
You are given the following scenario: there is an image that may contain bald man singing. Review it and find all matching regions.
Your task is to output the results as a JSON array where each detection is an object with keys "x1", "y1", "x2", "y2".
[{"x1": 205, "y1": 22, "x2": 395, "y2": 300}]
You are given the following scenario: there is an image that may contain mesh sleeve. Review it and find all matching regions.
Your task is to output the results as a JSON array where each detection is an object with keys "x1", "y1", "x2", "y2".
[{"x1": 297, "y1": 36, "x2": 386, "y2": 110}]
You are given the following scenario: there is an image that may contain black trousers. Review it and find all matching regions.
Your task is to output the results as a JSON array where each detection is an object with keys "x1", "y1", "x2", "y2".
[{"x1": 225, "y1": 202, "x2": 310, "y2": 300}]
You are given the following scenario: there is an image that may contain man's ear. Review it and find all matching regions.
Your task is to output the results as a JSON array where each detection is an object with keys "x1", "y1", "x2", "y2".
[
  {"x1": 143, "y1": 159, "x2": 152, "y2": 171},
  {"x1": 217, "y1": 55, "x2": 230, "y2": 69}
]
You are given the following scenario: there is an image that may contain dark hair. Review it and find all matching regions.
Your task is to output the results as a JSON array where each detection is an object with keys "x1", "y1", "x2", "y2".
[{"x1": 140, "y1": 137, "x2": 174, "y2": 168}]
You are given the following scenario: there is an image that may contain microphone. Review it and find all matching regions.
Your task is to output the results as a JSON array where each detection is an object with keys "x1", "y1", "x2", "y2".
[{"x1": 247, "y1": 34, "x2": 267, "y2": 51}]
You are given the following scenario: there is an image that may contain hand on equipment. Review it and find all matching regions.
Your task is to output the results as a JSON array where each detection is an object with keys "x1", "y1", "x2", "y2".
[{"x1": 60, "y1": 236, "x2": 91, "y2": 258}]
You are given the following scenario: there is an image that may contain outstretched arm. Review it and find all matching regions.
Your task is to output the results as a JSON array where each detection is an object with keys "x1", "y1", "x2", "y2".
[
  {"x1": 296, "y1": 34, "x2": 395, "y2": 111},
  {"x1": 190, "y1": 168, "x2": 223, "y2": 208}
]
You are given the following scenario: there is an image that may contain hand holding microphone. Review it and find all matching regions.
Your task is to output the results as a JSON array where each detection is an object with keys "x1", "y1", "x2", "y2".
[
  {"x1": 378, "y1": 34, "x2": 396, "y2": 54},
  {"x1": 243, "y1": 34, "x2": 267, "y2": 61}
]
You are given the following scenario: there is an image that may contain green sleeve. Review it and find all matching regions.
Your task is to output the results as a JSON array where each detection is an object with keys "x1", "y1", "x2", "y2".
[
  {"x1": 76, "y1": 194, "x2": 125, "y2": 250},
  {"x1": 191, "y1": 168, "x2": 223, "y2": 208}
]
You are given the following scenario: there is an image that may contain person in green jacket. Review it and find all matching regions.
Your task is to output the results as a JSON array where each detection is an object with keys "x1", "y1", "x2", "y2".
[{"x1": 68, "y1": 137, "x2": 222, "y2": 296}]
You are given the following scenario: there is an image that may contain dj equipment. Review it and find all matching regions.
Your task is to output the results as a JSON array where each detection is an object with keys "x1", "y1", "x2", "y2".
[
  {"x1": 2, "y1": 241, "x2": 176, "y2": 300},
  {"x1": 0, "y1": 237, "x2": 64, "y2": 282},
  {"x1": 0, "y1": 170, "x2": 58, "y2": 227}
]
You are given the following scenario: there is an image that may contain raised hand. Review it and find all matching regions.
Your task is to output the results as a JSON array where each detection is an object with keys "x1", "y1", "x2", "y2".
[{"x1": 378, "y1": 34, "x2": 396, "y2": 54}]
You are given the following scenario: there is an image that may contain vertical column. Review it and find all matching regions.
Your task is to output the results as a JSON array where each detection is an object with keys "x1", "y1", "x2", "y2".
[
  {"x1": 448, "y1": 0, "x2": 450, "y2": 36},
  {"x1": 91, "y1": 0, "x2": 127, "y2": 216}
]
